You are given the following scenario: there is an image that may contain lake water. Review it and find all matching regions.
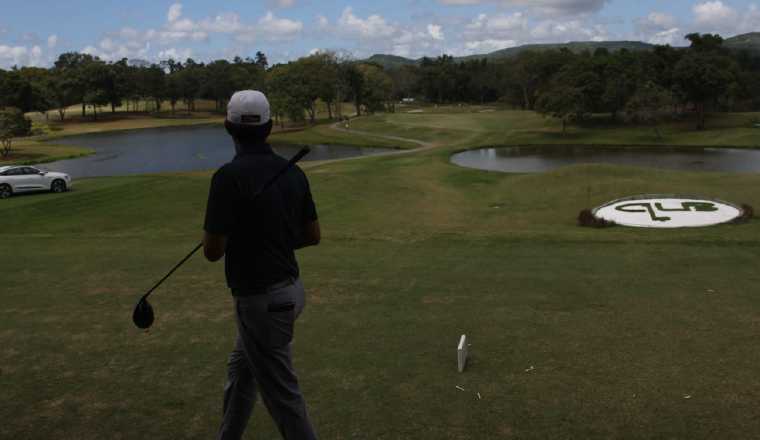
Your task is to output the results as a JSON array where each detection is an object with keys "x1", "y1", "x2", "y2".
[
  {"x1": 44, "y1": 124, "x2": 392, "y2": 178},
  {"x1": 450, "y1": 145, "x2": 760, "y2": 173}
]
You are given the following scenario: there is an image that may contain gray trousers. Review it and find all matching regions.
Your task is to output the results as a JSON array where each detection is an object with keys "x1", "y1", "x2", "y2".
[{"x1": 218, "y1": 278, "x2": 317, "y2": 440}]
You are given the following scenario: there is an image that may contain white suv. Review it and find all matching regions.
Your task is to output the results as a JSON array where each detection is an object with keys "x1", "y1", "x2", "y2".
[{"x1": 0, "y1": 166, "x2": 73, "y2": 199}]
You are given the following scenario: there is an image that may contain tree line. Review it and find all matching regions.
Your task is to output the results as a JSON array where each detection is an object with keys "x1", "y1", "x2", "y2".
[
  {"x1": 394, "y1": 33, "x2": 760, "y2": 131},
  {"x1": 0, "y1": 50, "x2": 394, "y2": 126},
  {"x1": 0, "y1": 33, "x2": 758, "y2": 133}
]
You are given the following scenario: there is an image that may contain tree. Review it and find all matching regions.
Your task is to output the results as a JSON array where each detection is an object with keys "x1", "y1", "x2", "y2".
[
  {"x1": 0, "y1": 108, "x2": 32, "y2": 158},
  {"x1": 508, "y1": 50, "x2": 572, "y2": 110},
  {"x1": 342, "y1": 63, "x2": 365, "y2": 116},
  {"x1": 82, "y1": 61, "x2": 112, "y2": 120},
  {"x1": 625, "y1": 82, "x2": 672, "y2": 139},
  {"x1": 302, "y1": 52, "x2": 339, "y2": 119},
  {"x1": 685, "y1": 33, "x2": 725, "y2": 53},
  {"x1": 536, "y1": 57, "x2": 601, "y2": 132},
  {"x1": 673, "y1": 48, "x2": 737, "y2": 129},
  {"x1": 357, "y1": 64, "x2": 394, "y2": 113},
  {"x1": 143, "y1": 64, "x2": 167, "y2": 112},
  {"x1": 174, "y1": 62, "x2": 203, "y2": 112},
  {"x1": 106, "y1": 59, "x2": 131, "y2": 113},
  {"x1": 255, "y1": 51, "x2": 269, "y2": 69},
  {"x1": 0, "y1": 69, "x2": 47, "y2": 114},
  {"x1": 600, "y1": 50, "x2": 641, "y2": 120},
  {"x1": 535, "y1": 84, "x2": 586, "y2": 133},
  {"x1": 165, "y1": 74, "x2": 181, "y2": 114},
  {"x1": 48, "y1": 69, "x2": 78, "y2": 121},
  {"x1": 54, "y1": 52, "x2": 97, "y2": 117},
  {"x1": 266, "y1": 64, "x2": 305, "y2": 127}
]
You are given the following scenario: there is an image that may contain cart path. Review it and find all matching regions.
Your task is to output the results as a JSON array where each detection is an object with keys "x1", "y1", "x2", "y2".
[
  {"x1": 329, "y1": 120, "x2": 436, "y2": 149},
  {"x1": 301, "y1": 119, "x2": 442, "y2": 170}
]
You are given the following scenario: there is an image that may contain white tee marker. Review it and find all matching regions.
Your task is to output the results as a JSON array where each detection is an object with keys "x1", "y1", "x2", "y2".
[{"x1": 458, "y1": 334, "x2": 468, "y2": 373}]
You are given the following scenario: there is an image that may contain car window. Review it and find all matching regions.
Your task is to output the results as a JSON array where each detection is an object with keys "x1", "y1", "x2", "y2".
[
  {"x1": 6, "y1": 168, "x2": 22, "y2": 176},
  {"x1": 22, "y1": 167, "x2": 37, "y2": 175}
]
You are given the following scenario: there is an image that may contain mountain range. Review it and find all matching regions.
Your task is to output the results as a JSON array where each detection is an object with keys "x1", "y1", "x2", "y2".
[{"x1": 366, "y1": 33, "x2": 760, "y2": 69}]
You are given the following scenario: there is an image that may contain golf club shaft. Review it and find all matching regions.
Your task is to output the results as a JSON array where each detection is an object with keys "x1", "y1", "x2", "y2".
[{"x1": 141, "y1": 147, "x2": 311, "y2": 300}]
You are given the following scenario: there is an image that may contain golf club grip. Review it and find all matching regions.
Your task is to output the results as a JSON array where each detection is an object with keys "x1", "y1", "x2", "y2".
[
  {"x1": 251, "y1": 147, "x2": 311, "y2": 199},
  {"x1": 142, "y1": 147, "x2": 310, "y2": 299}
]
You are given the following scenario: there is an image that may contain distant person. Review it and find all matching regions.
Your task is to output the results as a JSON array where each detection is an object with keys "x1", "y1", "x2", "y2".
[{"x1": 203, "y1": 90, "x2": 321, "y2": 440}]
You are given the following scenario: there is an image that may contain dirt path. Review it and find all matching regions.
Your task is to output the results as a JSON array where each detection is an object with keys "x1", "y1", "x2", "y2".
[
  {"x1": 329, "y1": 120, "x2": 436, "y2": 149},
  {"x1": 301, "y1": 120, "x2": 441, "y2": 169}
]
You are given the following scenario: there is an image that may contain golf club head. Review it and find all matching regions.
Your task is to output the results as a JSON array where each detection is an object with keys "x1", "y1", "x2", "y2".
[{"x1": 133, "y1": 297, "x2": 155, "y2": 329}]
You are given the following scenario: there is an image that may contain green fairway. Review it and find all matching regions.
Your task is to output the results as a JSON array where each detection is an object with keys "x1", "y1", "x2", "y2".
[
  {"x1": 351, "y1": 109, "x2": 760, "y2": 148},
  {"x1": 2, "y1": 109, "x2": 760, "y2": 439}
]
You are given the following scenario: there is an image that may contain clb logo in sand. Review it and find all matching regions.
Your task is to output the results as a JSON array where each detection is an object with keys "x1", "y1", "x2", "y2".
[{"x1": 593, "y1": 195, "x2": 745, "y2": 228}]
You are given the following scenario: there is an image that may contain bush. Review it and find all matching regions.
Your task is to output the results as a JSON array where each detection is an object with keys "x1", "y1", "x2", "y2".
[
  {"x1": 578, "y1": 209, "x2": 616, "y2": 228},
  {"x1": 735, "y1": 204, "x2": 755, "y2": 223},
  {"x1": 0, "y1": 108, "x2": 32, "y2": 158}
]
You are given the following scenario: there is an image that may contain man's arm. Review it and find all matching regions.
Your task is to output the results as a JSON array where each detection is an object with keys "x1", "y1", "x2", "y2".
[
  {"x1": 203, "y1": 232, "x2": 227, "y2": 262},
  {"x1": 296, "y1": 220, "x2": 321, "y2": 249},
  {"x1": 203, "y1": 169, "x2": 235, "y2": 262}
]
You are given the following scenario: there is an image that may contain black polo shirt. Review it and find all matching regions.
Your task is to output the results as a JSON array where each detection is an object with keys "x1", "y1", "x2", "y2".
[{"x1": 203, "y1": 144, "x2": 318, "y2": 292}]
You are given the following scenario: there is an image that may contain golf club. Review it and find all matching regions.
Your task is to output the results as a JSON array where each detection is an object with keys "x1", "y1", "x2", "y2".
[{"x1": 132, "y1": 146, "x2": 312, "y2": 329}]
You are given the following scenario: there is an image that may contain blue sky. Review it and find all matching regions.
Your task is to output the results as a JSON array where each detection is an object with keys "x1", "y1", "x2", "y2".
[{"x1": 1, "y1": 0, "x2": 758, "y2": 67}]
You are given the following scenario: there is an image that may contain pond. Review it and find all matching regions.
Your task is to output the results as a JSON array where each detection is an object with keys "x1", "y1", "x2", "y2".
[
  {"x1": 450, "y1": 145, "x2": 760, "y2": 173},
  {"x1": 44, "y1": 124, "x2": 393, "y2": 178}
]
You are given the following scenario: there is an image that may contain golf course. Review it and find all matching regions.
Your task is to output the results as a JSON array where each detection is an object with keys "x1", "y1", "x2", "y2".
[{"x1": 3, "y1": 107, "x2": 760, "y2": 439}]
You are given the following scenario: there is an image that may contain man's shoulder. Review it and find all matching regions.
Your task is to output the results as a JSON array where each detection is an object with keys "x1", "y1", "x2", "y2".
[{"x1": 212, "y1": 162, "x2": 237, "y2": 181}]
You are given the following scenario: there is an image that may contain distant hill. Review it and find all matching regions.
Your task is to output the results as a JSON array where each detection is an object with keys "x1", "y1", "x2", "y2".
[
  {"x1": 460, "y1": 40, "x2": 655, "y2": 61},
  {"x1": 365, "y1": 54, "x2": 419, "y2": 69},
  {"x1": 366, "y1": 41, "x2": 654, "y2": 69},
  {"x1": 724, "y1": 33, "x2": 760, "y2": 53},
  {"x1": 366, "y1": 34, "x2": 760, "y2": 69}
]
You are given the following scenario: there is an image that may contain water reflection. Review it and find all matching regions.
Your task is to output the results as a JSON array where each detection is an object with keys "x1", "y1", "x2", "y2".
[
  {"x1": 44, "y1": 124, "x2": 392, "y2": 178},
  {"x1": 451, "y1": 145, "x2": 760, "y2": 173}
]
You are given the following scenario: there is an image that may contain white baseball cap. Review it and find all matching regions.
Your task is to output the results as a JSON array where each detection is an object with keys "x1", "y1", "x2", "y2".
[{"x1": 227, "y1": 90, "x2": 271, "y2": 126}]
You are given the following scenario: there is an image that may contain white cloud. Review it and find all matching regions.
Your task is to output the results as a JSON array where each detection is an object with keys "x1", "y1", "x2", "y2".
[
  {"x1": 337, "y1": 7, "x2": 396, "y2": 39},
  {"x1": 79, "y1": 4, "x2": 303, "y2": 61},
  {"x1": 530, "y1": 19, "x2": 609, "y2": 42},
  {"x1": 233, "y1": 11, "x2": 303, "y2": 43},
  {"x1": 168, "y1": 3, "x2": 183, "y2": 23},
  {"x1": 644, "y1": 12, "x2": 676, "y2": 30},
  {"x1": 275, "y1": 0, "x2": 295, "y2": 6},
  {"x1": 47, "y1": 34, "x2": 58, "y2": 49},
  {"x1": 634, "y1": 12, "x2": 681, "y2": 45},
  {"x1": 199, "y1": 13, "x2": 243, "y2": 33},
  {"x1": 316, "y1": 15, "x2": 329, "y2": 30},
  {"x1": 158, "y1": 47, "x2": 192, "y2": 60},
  {"x1": 465, "y1": 13, "x2": 529, "y2": 37},
  {"x1": 428, "y1": 24, "x2": 444, "y2": 41},
  {"x1": 257, "y1": 11, "x2": 303, "y2": 39},
  {"x1": 693, "y1": 1, "x2": 737, "y2": 27},
  {"x1": 691, "y1": 1, "x2": 760, "y2": 34},
  {"x1": 648, "y1": 28, "x2": 681, "y2": 46},
  {"x1": 0, "y1": 44, "x2": 45, "y2": 67},
  {"x1": 437, "y1": 0, "x2": 610, "y2": 16},
  {"x1": 464, "y1": 38, "x2": 518, "y2": 53}
]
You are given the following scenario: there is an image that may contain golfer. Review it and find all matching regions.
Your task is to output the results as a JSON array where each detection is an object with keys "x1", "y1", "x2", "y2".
[{"x1": 203, "y1": 90, "x2": 320, "y2": 440}]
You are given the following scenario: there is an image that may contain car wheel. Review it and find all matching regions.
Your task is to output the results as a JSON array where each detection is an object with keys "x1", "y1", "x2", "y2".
[
  {"x1": 0, "y1": 184, "x2": 11, "y2": 199},
  {"x1": 51, "y1": 179, "x2": 67, "y2": 193}
]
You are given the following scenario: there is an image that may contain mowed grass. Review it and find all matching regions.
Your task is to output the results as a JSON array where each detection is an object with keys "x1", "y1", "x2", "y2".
[
  {"x1": 351, "y1": 110, "x2": 760, "y2": 148},
  {"x1": 3, "y1": 109, "x2": 760, "y2": 439}
]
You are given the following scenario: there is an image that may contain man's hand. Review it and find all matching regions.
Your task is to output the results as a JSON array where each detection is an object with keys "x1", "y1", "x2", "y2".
[
  {"x1": 203, "y1": 231, "x2": 228, "y2": 262},
  {"x1": 297, "y1": 220, "x2": 321, "y2": 249}
]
